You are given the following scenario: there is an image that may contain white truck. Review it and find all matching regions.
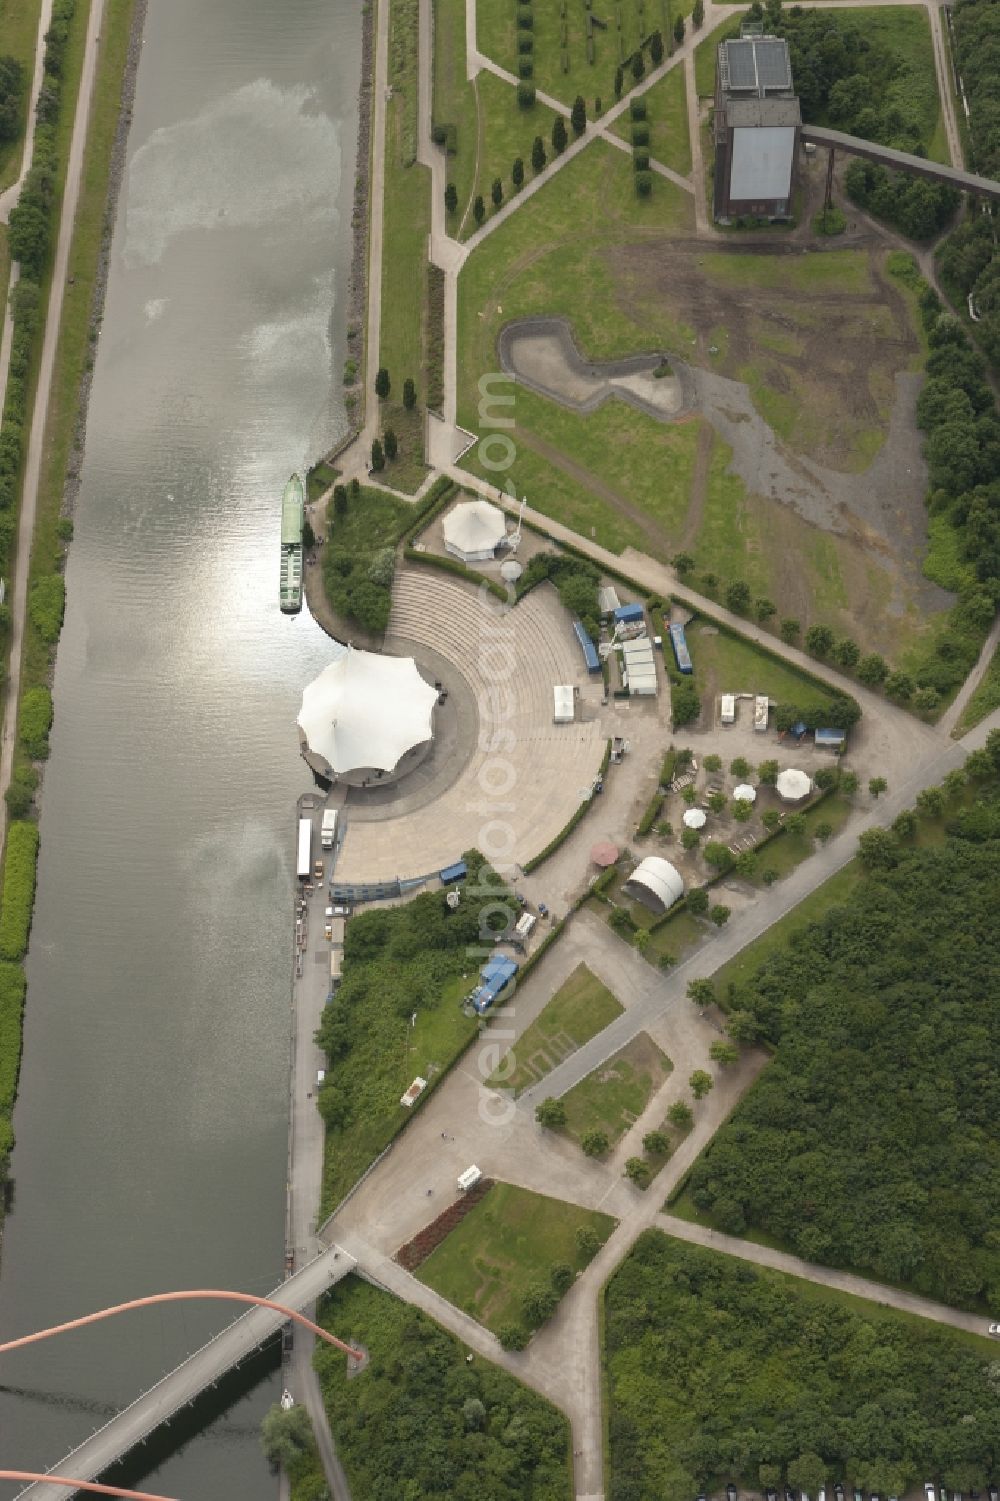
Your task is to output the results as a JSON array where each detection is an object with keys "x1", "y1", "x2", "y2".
[{"x1": 320, "y1": 809, "x2": 338, "y2": 850}]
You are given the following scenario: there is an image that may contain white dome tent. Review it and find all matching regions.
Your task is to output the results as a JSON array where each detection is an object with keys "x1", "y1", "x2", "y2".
[
  {"x1": 298, "y1": 646, "x2": 438, "y2": 786},
  {"x1": 776, "y1": 768, "x2": 812, "y2": 802},
  {"x1": 733, "y1": 784, "x2": 756, "y2": 803},
  {"x1": 682, "y1": 808, "x2": 707, "y2": 830},
  {"x1": 623, "y1": 856, "x2": 685, "y2": 914},
  {"x1": 442, "y1": 499, "x2": 508, "y2": 563}
]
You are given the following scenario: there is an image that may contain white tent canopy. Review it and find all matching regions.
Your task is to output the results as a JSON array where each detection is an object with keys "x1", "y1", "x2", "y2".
[
  {"x1": 776, "y1": 768, "x2": 811, "y2": 802},
  {"x1": 682, "y1": 808, "x2": 707, "y2": 829},
  {"x1": 623, "y1": 856, "x2": 685, "y2": 914},
  {"x1": 733, "y1": 784, "x2": 756, "y2": 803},
  {"x1": 443, "y1": 499, "x2": 507, "y2": 562},
  {"x1": 298, "y1": 646, "x2": 437, "y2": 776}
]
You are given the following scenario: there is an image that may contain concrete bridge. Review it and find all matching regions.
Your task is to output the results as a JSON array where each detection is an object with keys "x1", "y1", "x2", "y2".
[
  {"x1": 800, "y1": 122, "x2": 1000, "y2": 201},
  {"x1": 12, "y1": 1245, "x2": 355, "y2": 1501}
]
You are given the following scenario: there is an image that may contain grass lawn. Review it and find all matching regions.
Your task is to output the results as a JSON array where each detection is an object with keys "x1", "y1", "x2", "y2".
[
  {"x1": 644, "y1": 904, "x2": 703, "y2": 965},
  {"x1": 691, "y1": 435, "x2": 772, "y2": 601},
  {"x1": 953, "y1": 643, "x2": 1000, "y2": 736},
  {"x1": 643, "y1": 63, "x2": 691, "y2": 177},
  {"x1": 750, "y1": 793, "x2": 852, "y2": 883},
  {"x1": 433, "y1": 0, "x2": 560, "y2": 236},
  {"x1": 857, "y1": 7, "x2": 947, "y2": 164},
  {"x1": 710, "y1": 860, "x2": 862, "y2": 1002},
  {"x1": 462, "y1": 385, "x2": 703, "y2": 552},
  {"x1": 477, "y1": 0, "x2": 668, "y2": 111},
  {"x1": 416, "y1": 1181, "x2": 616, "y2": 1334},
  {"x1": 694, "y1": 14, "x2": 743, "y2": 96},
  {"x1": 610, "y1": 63, "x2": 692, "y2": 177},
  {"x1": 467, "y1": 74, "x2": 561, "y2": 236},
  {"x1": 698, "y1": 249, "x2": 872, "y2": 297},
  {"x1": 684, "y1": 619, "x2": 840, "y2": 718},
  {"x1": 561, "y1": 1031, "x2": 672, "y2": 1145},
  {"x1": 458, "y1": 138, "x2": 693, "y2": 430},
  {"x1": 379, "y1": 0, "x2": 430, "y2": 481},
  {"x1": 0, "y1": 0, "x2": 44, "y2": 191},
  {"x1": 488, "y1": 961, "x2": 623, "y2": 1094}
]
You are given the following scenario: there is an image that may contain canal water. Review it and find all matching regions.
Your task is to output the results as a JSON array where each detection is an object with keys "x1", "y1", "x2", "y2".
[{"x1": 0, "y1": 0, "x2": 361, "y2": 1493}]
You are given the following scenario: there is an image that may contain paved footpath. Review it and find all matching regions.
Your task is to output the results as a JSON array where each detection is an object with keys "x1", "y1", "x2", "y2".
[
  {"x1": 658, "y1": 1214, "x2": 992, "y2": 1336},
  {"x1": 0, "y1": 0, "x2": 107, "y2": 857}
]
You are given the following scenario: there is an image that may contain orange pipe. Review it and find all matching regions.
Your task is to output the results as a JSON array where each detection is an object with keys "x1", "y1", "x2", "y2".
[
  {"x1": 0, "y1": 1288, "x2": 363, "y2": 1359},
  {"x1": 0, "y1": 1474, "x2": 177, "y2": 1499}
]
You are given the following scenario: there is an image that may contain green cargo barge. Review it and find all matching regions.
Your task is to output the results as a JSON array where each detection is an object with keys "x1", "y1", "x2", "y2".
[{"x1": 279, "y1": 473, "x2": 305, "y2": 614}]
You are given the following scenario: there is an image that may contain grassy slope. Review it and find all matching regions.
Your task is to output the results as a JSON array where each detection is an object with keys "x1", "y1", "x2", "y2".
[
  {"x1": 459, "y1": 138, "x2": 693, "y2": 433},
  {"x1": 416, "y1": 1180, "x2": 616, "y2": 1332},
  {"x1": 489, "y1": 960, "x2": 624, "y2": 1092},
  {"x1": 477, "y1": 0, "x2": 656, "y2": 113},
  {"x1": 0, "y1": 0, "x2": 44, "y2": 189},
  {"x1": 24, "y1": 0, "x2": 137, "y2": 707},
  {"x1": 431, "y1": 0, "x2": 561, "y2": 237},
  {"x1": 379, "y1": 0, "x2": 430, "y2": 490}
]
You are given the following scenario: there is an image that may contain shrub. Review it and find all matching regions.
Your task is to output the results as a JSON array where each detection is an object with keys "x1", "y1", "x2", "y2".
[
  {"x1": 18, "y1": 685, "x2": 52, "y2": 760},
  {"x1": 631, "y1": 123, "x2": 649, "y2": 147},
  {"x1": 581, "y1": 1129, "x2": 609, "y2": 1156},
  {"x1": 517, "y1": 34, "x2": 533, "y2": 54},
  {"x1": 517, "y1": 81, "x2": 536, "y2": 109},
  {"x1": 28, "y1": 574, "x2": 65, "y2": 644},
  {"x1": 0, "y1": 822, "x2": 39, "y2": 961}
]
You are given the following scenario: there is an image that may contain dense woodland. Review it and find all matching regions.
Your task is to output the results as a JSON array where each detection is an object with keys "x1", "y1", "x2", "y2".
[
  {"x1": 606, "y1": 1233, "x2": 1000, "y2": 1501},
  {"x1": 312, "y1": 1277, "x2": 572, "y2": 1500},
  {"x1": 938, "y1": 0, "x2": 1000, "y2": 370},
  {"x1": 751, "y1": 0, "x2": 957, "y2": 236},
  {"x1": 315, "y1": 850, "x2": 514, "y2": 1205},
  {"x1": 686, "y1": 785, "x2": 1000, "y2": 1311}
]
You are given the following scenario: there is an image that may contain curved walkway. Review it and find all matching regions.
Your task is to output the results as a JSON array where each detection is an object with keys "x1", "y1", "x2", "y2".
[{"x1": 334, "y1": 570, "x2": 606, "y2": 884}]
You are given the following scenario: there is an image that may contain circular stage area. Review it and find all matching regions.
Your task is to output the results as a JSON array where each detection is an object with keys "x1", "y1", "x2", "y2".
[
  {"x1": 332, "y1": 569, "x2": 606, "y2": 887},
  {"x1": 297, "y1": 646, "x2": 437, "y2": 788}
]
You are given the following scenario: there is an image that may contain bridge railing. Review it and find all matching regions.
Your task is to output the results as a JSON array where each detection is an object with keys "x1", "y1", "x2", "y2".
[{"x1": 14, "y1": 1248, "x2": 349, "y2": 1501}]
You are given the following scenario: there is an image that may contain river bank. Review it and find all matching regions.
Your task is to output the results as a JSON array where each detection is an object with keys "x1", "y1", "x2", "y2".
[{"x1": 0, "y1": 0, "x2": 140, "y2": 1236}]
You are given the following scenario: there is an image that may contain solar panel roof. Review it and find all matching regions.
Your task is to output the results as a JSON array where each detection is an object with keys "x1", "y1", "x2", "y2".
[{"x1": 722, "y1": 35, "x2": 792, "y2": 94}]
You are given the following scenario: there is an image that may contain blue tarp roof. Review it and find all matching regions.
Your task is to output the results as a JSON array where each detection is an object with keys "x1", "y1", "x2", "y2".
[
  {"x1": 573, "y1": 620, "x2": 600, "y2": 672},
  {"x1": 481, "y1": 955, "x2": 518, "y2": 985},
  {"x1": 473, "y1": 955, "x2": 520, "y2": 1014},
  {"x1": 439, "y1": 860, "x2": 468, "y2": 883},
  {"x1": 614, "y1": 603, "x2": 644, "y2": 623}
]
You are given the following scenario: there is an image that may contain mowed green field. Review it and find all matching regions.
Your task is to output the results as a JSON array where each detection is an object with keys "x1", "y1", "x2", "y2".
[
  {"x1": 561, "y1": 1031, "x2": 672, "y2": 1144},
  {"x1": 489, "y1": 961, "x2": 623, "y2": 1093},
  {"x1": 416, "y1": 1181, "x2": 616, "y2": 1332},
  {"x1": 477, "y1": 0, "x2": 683, "y2": 112},
  {"x1": 610, "y1": 62, "x2": 692, "y2": 177},
  {"x1": 433, "y1": 0, "x2": 561, "y2": 236}
]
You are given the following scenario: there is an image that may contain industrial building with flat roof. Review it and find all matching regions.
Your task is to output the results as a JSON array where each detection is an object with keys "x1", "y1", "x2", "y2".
[{"x1": 714, "y1": 29, "x2": 800, "y2": 223}]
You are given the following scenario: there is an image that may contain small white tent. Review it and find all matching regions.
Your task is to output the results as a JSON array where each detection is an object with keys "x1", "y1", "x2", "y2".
[
  {"x1": 776, "y1": 768, "x2": 811, "y2": 802},
  {"x1": 442, "y1": 499, "x2": 507, "y2": 562},
  {"x1": 623, "y1": 856, "x2": 685, "y2": 914}
]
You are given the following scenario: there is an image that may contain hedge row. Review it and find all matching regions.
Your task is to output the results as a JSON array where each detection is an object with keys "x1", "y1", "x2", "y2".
[
  {"x1": 0, "y1": 962, "x2": 27, "y2": 1163},
  {"x1": 18, "y1": 685, "x2": 53, "y2": 760},
  {"x1": 399, "y1": 475, "x2": 456, "y2": 545},
  {"x1": 402, "y1": 544, "x2": 508, "y2": 601},
  {"x1": 0, "y1": 822, "x2": 40, "y2": 962}
]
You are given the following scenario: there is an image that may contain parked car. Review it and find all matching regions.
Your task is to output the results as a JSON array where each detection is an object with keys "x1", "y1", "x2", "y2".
[
  {"x1": 854, "y1": 1488, "x2": 863, "y2": 1501},
  {"x1": 987, "y1": 1486, "x2": 998, "y2": 1501},
  {"x1": 988, "y1": 1321, "x2": 1000, "y2": 1336},
  {"x1": 818, "y1": 1489, "x2": 826, "y2": 1501},
  {"x1": 925, "y1": 1486, "x2": 936, "y2": 1501},
  {"x1": 786, "y1": 1488, "x2": 797, "y2": 1501},
  {"x1": 727, "y1": 1485, "x2": 738, "y2": 1501},
  {"x1": 833, "y1": 1485, "x2": 844, "y2": 1501},
  {"x1": 765, "y1": 1489, "x2": 777, "y2": 1501}
]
